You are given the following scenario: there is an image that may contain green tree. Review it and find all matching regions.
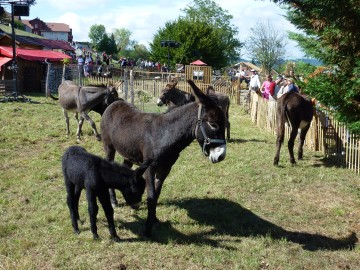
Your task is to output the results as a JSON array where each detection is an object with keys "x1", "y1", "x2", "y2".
[
  {"x1": 245, "y1": 19, "x2": 286, "y2": 75},
  {"x1": 97, "y1": 33, "x2": 118, "y2": 55},
  {"x1": 113, "y1": 28, "x2": 136, "y2": 54},
  {"x1": 270, "y1": 0, "x2": 360, "y2": 133},
  {"x1": 149, "y1": 0, "x2": 242, "y2": 69},
  {"x1": 130, "y1": 44, "x2": 150, "y2": 61},
  {"x1": 88, "y1": 24, "x2": 106, "y2": 49}
]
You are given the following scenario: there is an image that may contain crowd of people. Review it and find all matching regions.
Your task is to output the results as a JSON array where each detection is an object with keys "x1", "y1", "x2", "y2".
[{"x1": 248, "y1": 69, "x2": 300, "y2": 101}]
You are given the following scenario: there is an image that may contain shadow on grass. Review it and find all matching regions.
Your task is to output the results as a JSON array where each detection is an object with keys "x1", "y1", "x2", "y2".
[
  {"x1": 123, "y1": 198, "x2": 357, "y2": 251},
  {"x1": 227, "y1": 138, "x2": 267, "y2": 144},
  {"x1": 311, "y1": 155, "x2": 348, "y2": 169}
]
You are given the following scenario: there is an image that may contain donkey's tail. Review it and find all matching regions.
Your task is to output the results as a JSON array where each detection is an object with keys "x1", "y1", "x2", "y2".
[{"x1": 276, "y1": 100, "x2": 287, "y2": 144}]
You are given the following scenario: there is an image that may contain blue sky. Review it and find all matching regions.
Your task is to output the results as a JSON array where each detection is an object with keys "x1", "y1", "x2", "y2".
[{"x1": 20, "y1": 0, "x2": 305, "y2": 59}]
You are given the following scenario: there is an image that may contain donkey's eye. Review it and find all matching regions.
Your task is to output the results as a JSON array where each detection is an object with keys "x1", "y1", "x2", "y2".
[{"x1": 207, "y1": 122, "x2": 219, "y2": 131}]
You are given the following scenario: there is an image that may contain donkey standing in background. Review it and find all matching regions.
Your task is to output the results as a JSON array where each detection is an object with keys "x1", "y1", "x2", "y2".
[
  {"x1": 274, "y1": 92, "x2": 314, "y2": 165},
  {"x1": 49, "y1": 81, "x2": 119, "y2": 141},
  {"x1": 157, "y1": 80, "x2": 231, "y2": 140}
]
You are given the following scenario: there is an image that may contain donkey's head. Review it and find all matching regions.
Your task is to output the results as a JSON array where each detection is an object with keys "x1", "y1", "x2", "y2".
[
  {"x1": 187, "y1": 80, "x2": 227, "y2": 163},
  {"x1": 157, "y1": 80, "x2": 179, "y2": 106}
]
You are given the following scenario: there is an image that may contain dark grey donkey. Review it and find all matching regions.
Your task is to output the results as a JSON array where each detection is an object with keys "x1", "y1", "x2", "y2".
[
  {"x1": 274, "y1": 92, "x2": 314, "y2": 165},
  {"x1": 157, "y1": 80, "x2": 231, "y2": 139},
  {"x1": 62, "y1": 145, "x2": 148, "y2": 242}
]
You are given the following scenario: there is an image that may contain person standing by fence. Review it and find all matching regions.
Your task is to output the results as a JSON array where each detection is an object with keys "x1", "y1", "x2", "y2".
[
  {"x1": 249, "y1": 69, "x2": 261, "y2": 93},
  {"x1": 260, "y1": 74, "x2": 276, "y2": 100}
]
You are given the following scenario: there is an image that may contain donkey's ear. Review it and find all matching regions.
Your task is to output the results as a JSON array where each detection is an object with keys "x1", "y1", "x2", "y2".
[
  {"x1": 187, "y1": 79, "x2": 213, "y2": 105},
  {"x1": 169, "y1": 78, "x2": 178, "y2": 88},
  {"x1": 206, "y1": 86, "x2": 215, "y2": 95},
  {"x1": 165, "y1": 80, "x2": 177, "y2": 90}
]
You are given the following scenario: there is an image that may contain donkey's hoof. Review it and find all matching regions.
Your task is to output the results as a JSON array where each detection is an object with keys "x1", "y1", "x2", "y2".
[{"x1": 111, "y1": 235, "x2": 121, "y2": 242}]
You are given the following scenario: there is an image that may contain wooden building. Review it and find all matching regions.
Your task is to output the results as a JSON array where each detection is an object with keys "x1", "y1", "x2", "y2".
[
  {"x1": 0, "y1": 46, "x2": 71, "y2": 93},
  {"x1": 185, "y1": 64, "x2": 212, "y2": 85}
]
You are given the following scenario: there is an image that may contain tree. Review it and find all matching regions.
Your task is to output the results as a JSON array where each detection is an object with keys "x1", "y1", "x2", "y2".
[
  {"x1": 88, "y1": 24, "x2": 106, "y2": 49},
  {"x1": 149, "y1": 0, "x2": 242, "y2": 69},
  {"x1": 130, "y1": 44, "x2": 150, "y2": 61},
  {"x1": 269, "y1": 0, "x2": 360, "y2": 133},
  {"x1": 113, "y1": 28, "x2": 136, "y2": 54},
  {"x1": 245, "y1": 19, "x2": 286, "y2": 75},
  {"x1": 97, "y1": 33, "x2": 118, "y2": 55}
]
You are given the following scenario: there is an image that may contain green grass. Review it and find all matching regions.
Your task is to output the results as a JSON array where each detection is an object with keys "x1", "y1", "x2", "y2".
[{"x1": 0, "y1": 93, "x2": 359, "y2": 270}]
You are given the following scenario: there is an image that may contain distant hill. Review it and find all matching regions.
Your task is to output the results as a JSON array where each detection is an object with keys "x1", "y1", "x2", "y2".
[
  {"x1": 294, "y1": 58, "x2": 323, "y2": 66},
  {"x1": 237, "y1": 58, "x2": 323, "y2": 67}
]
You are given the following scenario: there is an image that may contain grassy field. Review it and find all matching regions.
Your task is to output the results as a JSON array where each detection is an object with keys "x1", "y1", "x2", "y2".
[{"x1": 0, "y1": 93, "x2": 359, "y2": 270}]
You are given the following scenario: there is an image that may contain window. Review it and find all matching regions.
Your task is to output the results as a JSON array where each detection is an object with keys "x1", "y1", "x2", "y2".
[{"x1": 193, "y1": 70, "x2": 204, "y2": 81}]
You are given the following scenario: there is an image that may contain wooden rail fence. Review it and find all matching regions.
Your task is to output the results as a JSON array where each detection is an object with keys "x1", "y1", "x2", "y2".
[{"x1": 82, "y1": 70, "x2": 360, "y2": 174}]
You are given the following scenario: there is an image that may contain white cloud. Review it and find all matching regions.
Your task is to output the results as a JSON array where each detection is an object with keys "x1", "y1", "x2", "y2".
[
  {"x1": 45, "y1": 0, "x2": 110, "y2": 11},
  {"x1": 30, "y1": 0, "x2": 305, "y2": 59}
]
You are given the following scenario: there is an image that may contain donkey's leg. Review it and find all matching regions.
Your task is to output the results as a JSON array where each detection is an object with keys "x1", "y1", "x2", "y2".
[
  {"x1": 81, "y1": 112, "x2": 101, "y2": 141},
  {"x1": 74, "y1": 113, "x2": 83, "y2": 136},
  {"x1": 226, "y1": 106, "x2": 230, "y2": 140},
  {"x1": 62, "y1": 109, "x2": 70, "y2": 136},
  {"x1": 274, "y1": 108, "x2": 285, "y2": 165},
  {"x1": 274, "y1": 133, "x2": 284, "y2": 165},
  {"x1": 74, "y1": 185, "x2": 82, "y2": 223},
  {"x1": 76, "y1": 116, "x2": 85, "y2": 141},
  {"x1": 86, "y1": 188, "x2": 100, "y2": 240},
  {"x1": 65, "y1": 181, "x2": 80, "y2": 234},
  {"x1": 226, "y1": 120, "x2": 231, "y2": 140},
  {"x1": 144, "y1": 166, "x2": 157, "y2": 238},
  {"x1": 288, "y1": 125, "x2": 299, "y2": 164},
  {"x1": 103, "y1": 144, "x2": 119, "y2": 207},
  {"x1": 298, "y1": 124, "x2": 311, "y2": 160},
  {"x1": 143, "y1": 165, "x2": 171, "y2": 237},
  {"x1": 97, "y1": 189, "x2": 120, "y2": 242}
]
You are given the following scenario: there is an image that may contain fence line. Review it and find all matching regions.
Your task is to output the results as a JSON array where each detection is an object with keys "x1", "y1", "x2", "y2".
[
  {"x1": 46, "y1": 65, "x2": 359, "y2": 174},
  {"x1": 249, "y1": 92, "x2": 359, "y2": 174}
]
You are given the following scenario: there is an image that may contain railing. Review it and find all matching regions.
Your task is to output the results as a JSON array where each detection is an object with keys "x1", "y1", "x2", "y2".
[
  {"x1": 0, "y1": 80, "x2": 13, "y2": 96},
  {"x1": 73, "y1": 68, "x2": 360, "y2": 174}
]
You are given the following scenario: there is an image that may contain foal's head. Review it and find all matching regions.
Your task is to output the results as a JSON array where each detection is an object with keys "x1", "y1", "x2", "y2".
[{"x1": 120, "y1": 164, "x2": 147, "y2": 209}]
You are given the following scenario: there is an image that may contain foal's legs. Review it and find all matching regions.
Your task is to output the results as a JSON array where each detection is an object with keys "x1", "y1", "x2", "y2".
[
  {"x1": 86, "y1": 188, "x2": 100, "y2": 240},
  {"x1": 298, "y1": 124, "x2": 310, "y2": 160},
  {"x1": 65, "y1": 181, "x2": 80, "y2": 234},
  {"x1": 74, "y1": 185, "x2": 82, "y2": 222},
  {"x1": 97, "y1": 189, "x2": 120, "y2": 242}
]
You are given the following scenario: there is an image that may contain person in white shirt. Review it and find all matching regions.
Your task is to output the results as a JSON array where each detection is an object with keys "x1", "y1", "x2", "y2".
[
  {"x1": 249, "y1": 69, "x2": 261, "y2": 93},
  {"x1": 276, "y1": 77, "x2": 290, "y2": 99}
]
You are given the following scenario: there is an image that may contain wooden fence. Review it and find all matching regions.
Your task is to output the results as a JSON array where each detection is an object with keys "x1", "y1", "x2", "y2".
[
  {"x1": 248, "y1": 92, "x2": 360, "y2": 174},
  {"x1": 81, "y1": 69, "x2": 360, "y2": 174},
  {"x1": 0, "y1": 80, "x2": 13, "y2": 96}
]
